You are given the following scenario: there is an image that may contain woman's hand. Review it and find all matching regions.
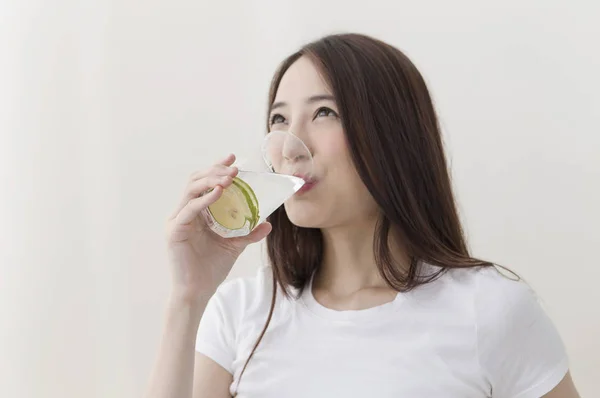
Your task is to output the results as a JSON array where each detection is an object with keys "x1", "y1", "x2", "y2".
[{"x1": 165, "y1": 154, "x2": 272, "y2": 302}]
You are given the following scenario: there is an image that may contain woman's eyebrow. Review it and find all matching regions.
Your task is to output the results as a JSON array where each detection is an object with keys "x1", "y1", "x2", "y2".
[
  {"x1": 306, "y1": 94, "x2": 336, "y2": 104},
  {"x1": 270, "y1": 94, "x2": 336, "y2": 111}
]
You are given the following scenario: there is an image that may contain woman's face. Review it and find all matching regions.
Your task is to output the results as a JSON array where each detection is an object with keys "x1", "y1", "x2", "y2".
[{"x1": 269, "y1": 56, "x2": 379, "y2": 229}]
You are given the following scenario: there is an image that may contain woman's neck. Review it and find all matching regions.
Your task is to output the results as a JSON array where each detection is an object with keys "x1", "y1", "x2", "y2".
[{"x1": 315, "y1": 217, "x2": 409, "y2": 297}]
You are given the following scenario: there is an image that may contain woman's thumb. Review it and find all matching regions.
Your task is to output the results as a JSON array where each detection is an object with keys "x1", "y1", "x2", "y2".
[{"x1": 243, "y1": 222, "x2": 272, "y2": 244}]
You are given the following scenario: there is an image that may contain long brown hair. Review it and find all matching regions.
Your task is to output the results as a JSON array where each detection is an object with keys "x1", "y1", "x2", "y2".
[{"x1": 233, "y1": 33, "x2": 493, "y2": 395}]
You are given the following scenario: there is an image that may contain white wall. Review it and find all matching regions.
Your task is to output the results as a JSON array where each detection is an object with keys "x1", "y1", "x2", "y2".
[{"x1": 1, "y1": 0, "x2": 598, "y2": 397}]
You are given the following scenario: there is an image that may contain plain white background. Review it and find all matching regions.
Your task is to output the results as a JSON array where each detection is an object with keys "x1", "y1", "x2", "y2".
[{"x1": 1, "y1": 1, "x2": 598, "y2": 397}]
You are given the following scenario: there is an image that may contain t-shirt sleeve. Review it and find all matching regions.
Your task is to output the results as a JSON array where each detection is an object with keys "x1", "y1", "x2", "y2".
[
  {"x1": 195, "y1": 280, "x2": 241, "y2": 375},
  {"x1": 475, "y1": 271, "x2": 569, "y2": 398}
]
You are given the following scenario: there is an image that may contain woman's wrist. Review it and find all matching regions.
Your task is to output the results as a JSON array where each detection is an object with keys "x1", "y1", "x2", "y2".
[{"x1": 166, "y1": 290, "x2": 213, "y2": 325}]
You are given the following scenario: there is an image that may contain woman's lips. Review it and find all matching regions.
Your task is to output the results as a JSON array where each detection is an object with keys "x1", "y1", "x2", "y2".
[
  {"x1": 297, "y1": 181, "x2": 316, "y2": 193},
  {"x1": 294, "y1": 173, "x2": 317, "y2": 194}
]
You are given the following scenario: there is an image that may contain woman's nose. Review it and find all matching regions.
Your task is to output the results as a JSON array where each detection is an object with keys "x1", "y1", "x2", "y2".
[
  {"x1": 282, "y1": 131, "x2": 311, "y2": 163},
  {"x1": 264, "y1": 130, "x2": 312, "y2": 174}
]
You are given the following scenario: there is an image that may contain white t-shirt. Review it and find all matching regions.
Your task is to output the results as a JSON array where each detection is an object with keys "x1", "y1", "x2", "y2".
[{"x1": 196, "y1": 265, "x2": 568, "y2": 397}]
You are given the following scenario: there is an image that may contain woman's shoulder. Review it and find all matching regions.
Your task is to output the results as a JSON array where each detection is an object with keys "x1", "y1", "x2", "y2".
[
  {"x1": 449, "y1": 266, "x2": 569, "y2": 397},
  {"x1": 416, "y1": 264, "x2": 547, "y2": 322},
  {"x1": 458, "y1": 265, "x2": 540, "y2": 311},
  {"x1": 196, "y1": 265, "x2": 277, "y2": 374},
  {"x1": 435, "y1": 265, "x2": 558, "y2": 336},
  {"x1": 211, "y1": 265, "x2": 277, "y2": 316},
  {"x1": 434, "y1": 264, "x2": 535, "y2": 301}
]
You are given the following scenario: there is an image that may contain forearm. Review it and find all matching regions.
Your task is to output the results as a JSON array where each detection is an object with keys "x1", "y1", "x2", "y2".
[{"x1": 144, "y1": 295, "x2": 209, "y2": 398}]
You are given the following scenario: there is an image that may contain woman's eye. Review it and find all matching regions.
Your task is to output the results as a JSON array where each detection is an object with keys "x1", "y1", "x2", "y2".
[
  {"x1": 269, "y1": 114, "x2": 286, "y2": 125},
  {"x1": 314, "y1": 107, "x2": 338, "y2": 119}
]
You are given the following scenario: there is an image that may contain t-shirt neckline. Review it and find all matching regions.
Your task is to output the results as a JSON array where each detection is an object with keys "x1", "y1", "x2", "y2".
[{"x1": 299, "y1": 272, "x2": 406, "y2": 322}]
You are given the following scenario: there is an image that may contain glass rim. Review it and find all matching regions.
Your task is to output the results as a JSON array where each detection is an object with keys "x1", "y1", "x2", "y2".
[{"x1": 261, "y1": 130, "x2": 313, "y2": 175}]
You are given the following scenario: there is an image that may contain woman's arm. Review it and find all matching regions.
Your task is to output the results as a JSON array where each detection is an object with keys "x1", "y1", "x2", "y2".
[
  {"x1": 144, "y1": 297, "x2": 205, "y2": 398},
  {"x1": 193, "y1": 353, "x2": 234, "y2": 398},
  {"x1": 542, "y1": 372, "x2": 580, "y2": 398},
  {"x1": 144, "y1": 295, "x2": 233, "y2": 398}
]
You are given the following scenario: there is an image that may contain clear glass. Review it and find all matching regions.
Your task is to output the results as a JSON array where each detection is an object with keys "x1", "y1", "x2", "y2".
[{"x1": 202, "y1": 131, "x2": 313, "y2": 238}]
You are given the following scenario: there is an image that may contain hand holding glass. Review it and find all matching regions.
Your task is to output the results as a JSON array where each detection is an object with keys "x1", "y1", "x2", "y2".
[{"x1": 202, "y1": 131, "x2": 313, "y2": 238}]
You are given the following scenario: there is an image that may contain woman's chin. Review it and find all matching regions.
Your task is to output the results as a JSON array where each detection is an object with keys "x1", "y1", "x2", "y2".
[{"x1": 284, "y1": 203, "x2": 323, "y2": 229}]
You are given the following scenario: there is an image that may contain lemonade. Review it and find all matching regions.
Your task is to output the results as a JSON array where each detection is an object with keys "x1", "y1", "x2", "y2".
[
  {"x1": 204, "y1": 170, "x2": 305, "y2": 238},
  {"x1": 202, "y1": 131, "x2": 312, "y2": 238}
]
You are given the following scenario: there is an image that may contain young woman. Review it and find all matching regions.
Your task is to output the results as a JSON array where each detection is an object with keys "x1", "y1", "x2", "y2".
[{"x1": 146, "y1": 34, "x2": 580, "y2": 398}]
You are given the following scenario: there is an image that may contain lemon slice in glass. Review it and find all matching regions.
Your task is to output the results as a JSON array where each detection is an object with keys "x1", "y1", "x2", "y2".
[
  {"x1": 207, "y1": 177, "x2": 259, "y2": 231},
  {"x1": 230, "y1": 177, "x2": 260, "y2": 229}
]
